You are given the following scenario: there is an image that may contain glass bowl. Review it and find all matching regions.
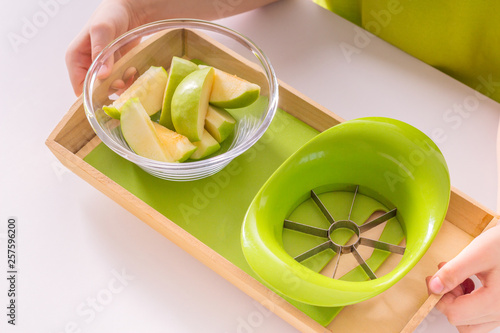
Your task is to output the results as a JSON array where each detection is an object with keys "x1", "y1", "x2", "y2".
[{"x1": 83, "y1": 19, "x2": 278, "y2": 181}]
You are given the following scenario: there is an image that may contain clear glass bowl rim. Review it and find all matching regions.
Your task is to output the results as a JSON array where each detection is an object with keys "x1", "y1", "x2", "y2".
[{"x1": 83, "y1": 18, "x2": 279, "y2": 172}]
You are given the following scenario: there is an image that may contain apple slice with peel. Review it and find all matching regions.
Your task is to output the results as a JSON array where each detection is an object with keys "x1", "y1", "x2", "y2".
[
  {"x1": 120, "y1": 98, "x2": 173, "y2": 162},
  {"x1": 190, "y1": 130, "x2": 221, "y2": 160},
  {"x1": 205, "y1": 105, "x2": 236, "y2": 143},
  {"x1": 208, "y1": 67, "x2": 260, "y2": 108},
  {"x1": 103, "y1": 66, "x2": 168, "y2": 119},
  {"x1": 171, "y1": 67, "x2": 215, "y2": 142},
  {"x1": 152, "y1": 122, "x2": 197, "y2": 162},
  {"x1": 159, "y1": 57, "x2": 199, "y2": 130}
]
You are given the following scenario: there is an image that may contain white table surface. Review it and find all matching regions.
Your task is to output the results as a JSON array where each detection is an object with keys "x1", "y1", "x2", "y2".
[{"x1": 1, "y1": 0, "x2": 499, "y2": 332}]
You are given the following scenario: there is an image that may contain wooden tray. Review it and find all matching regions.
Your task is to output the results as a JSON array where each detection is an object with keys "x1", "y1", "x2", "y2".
[{"x1": 46, "y1": 28, "x2": 499, "y2": 332}]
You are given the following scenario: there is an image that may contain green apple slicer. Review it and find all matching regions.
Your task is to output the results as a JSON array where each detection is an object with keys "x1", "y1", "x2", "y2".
[{"x1": 241, "y1": 117, "x2": 451, "y2": 307}]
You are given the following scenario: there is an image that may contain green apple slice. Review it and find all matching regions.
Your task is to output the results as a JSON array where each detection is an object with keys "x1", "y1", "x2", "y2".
[
  {"x1": 103, "y1": 66, "x2": 168, "y2": 119},
  {"x1": 152, "y1": 122, "x2": 197, "y2": 162},
  {"x1": 171, "y1": 67, "x2": 215, "y2": 142},
  {"x1": 209, "y1": 67, "x2": 260, "y2": 108},
  {"x1": 190, "y1": 59, "x2": 208, "y2": 66},
  {"x1": 190, "y1": 130, "x2": 221, "y2": 160},
  {"x1": 159, "y1": 57, "x2": 199, "y2": 130},
  {"x1": 120, "y1": 98, "x2": 173, "y2": 162},
  {"x1": 205, "y1": 105, "x2": 236, "y2": 143}
]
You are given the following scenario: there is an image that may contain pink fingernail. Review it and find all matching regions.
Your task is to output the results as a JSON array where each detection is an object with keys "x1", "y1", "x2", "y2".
[
  {"x1": 429, "y1": 276, "x2": 444, "y2": 294},
  {"x1": 97, "y1": 64, "x2": 108, "y2": 78}
]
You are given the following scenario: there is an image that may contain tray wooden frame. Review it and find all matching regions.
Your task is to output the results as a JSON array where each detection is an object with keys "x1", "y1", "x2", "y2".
[{"x1": 46, "y1": 28, "x2": 499, "y2": 333}]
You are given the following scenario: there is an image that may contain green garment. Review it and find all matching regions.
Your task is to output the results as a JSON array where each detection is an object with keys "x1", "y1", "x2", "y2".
[{"x1": 315, "y1": 0, "x2": 500, "y2": 103}]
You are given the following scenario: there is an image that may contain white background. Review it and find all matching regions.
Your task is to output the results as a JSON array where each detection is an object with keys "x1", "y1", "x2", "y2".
[{"x1": 1, "y1": 0, "x2": 499, "y2": 332}]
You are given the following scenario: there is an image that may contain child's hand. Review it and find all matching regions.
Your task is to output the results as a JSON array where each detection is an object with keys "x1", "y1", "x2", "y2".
[
  {"x1": 65, "y1": 0, "x2": 280, "y2": 96},
  {"x1": 65, "y1": 0, "x2": 140, "y2": 95},
  {"x1": 427, "y1": 224, "x2": 500, "y2": 332}
]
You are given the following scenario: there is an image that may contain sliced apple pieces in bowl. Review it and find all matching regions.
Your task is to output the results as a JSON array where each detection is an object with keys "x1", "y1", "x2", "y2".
[
  {"x1": 171, "y1": 66, "x2": 215, "y2": 142},
  {"x1": 159, "y1": 57, "x2": 199, "y2": 130},
  {"x1": 84, "y1": 20, "x2": 278, "y2": 181},
  {"x1": 104, "y1": 56, "x2": 263, "y2": 165},
  {"x1": 103, "y1": 66, "x2": 168, "y2": 119},
  {"x1": 205, "y1": 105, "x2": 236, "y2": 143},
  {"x1": 152, "y1": 123, "x2": 197, "y2": 163},
  {"x1": 208, "y1": 67, "x2": 260, "y2": 109},
  {"x1": 120, "y1": 98, "x2": 173, "y2": 162}
]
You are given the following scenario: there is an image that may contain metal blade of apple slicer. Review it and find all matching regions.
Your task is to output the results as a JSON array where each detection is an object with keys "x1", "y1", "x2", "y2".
[{"x1": 283, "y1": 187, "x2": 405, "y2": 280}]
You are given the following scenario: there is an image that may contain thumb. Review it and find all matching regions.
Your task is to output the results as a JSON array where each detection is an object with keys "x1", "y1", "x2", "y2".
[
  {"x1": 428, "y1": 240, "x2": 488, "y2": 295},
  {"x1": 89, "y1": 22, "x2": 116, "y2": 79}
]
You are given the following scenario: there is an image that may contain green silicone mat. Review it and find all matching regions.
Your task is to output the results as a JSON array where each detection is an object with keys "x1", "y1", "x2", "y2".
[{"x1": 83, "y1": 106, "x2": 403, "y2": 326}]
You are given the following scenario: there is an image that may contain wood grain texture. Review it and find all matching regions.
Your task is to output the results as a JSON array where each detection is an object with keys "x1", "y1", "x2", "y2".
[
  {"x1": 75, "y1": 135, "x2": 101, "y2": 158},
  {"x1": 400, "y1": 294, "x2": 442, "y2": 333},
  {"x1": 47, "y1": 98, "x2": 95, "y2": 154},
  {"x1": 446, "y1": 186, "x2": 496, "y2": 237}
]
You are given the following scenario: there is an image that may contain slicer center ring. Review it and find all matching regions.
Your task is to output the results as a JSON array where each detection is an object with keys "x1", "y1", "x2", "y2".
[{"x1": 327, "y1": 220, "x2": 360, "y2": 254}]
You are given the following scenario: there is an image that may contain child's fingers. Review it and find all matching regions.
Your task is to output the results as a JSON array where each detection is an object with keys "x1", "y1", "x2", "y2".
[
  {"x1": 457, "y1": 320, "x2": 500, "y2": 333},
  {"x1": 429, "y1": 239, "x2": 492, "y2": 295},
  {"x1": 89, "y1": 21, "x2": 116, "y2": 80},
  {"x1": 439, "y1": 287, "x2": 499, "y2": 327}
]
